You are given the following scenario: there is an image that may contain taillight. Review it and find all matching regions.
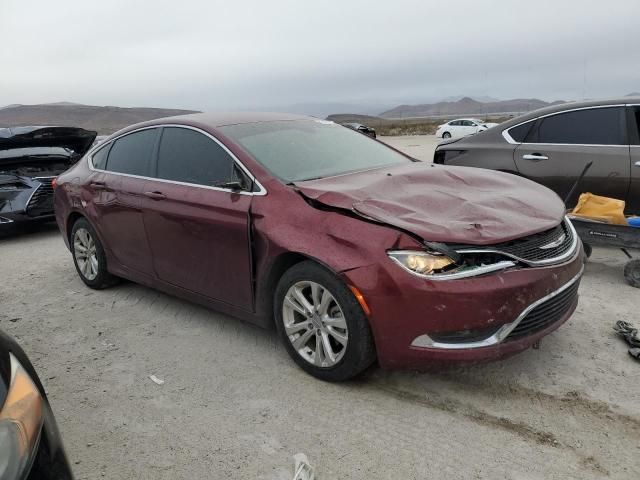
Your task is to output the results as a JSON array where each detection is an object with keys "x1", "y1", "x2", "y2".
[{"x1": 51, "y1": 177, "x2": 58, "y2": 189}]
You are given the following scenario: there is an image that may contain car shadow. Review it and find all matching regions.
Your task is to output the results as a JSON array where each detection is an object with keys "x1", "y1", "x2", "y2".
[{"x1": 0, "y1": 221, "x2": 61, "y2": 242}]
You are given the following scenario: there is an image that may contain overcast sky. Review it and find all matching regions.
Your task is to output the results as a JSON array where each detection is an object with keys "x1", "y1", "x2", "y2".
[{"x1": 2, "y1": 0, "x2": 640, "y2": 112}]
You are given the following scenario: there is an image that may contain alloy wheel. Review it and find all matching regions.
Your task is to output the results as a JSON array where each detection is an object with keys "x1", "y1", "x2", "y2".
[
  {"x1": 282, "y1": 281, "x2": 349, "y2": 367},
  {"x1": 73, "y1": 228, "x2": 99, "y2": 281}
]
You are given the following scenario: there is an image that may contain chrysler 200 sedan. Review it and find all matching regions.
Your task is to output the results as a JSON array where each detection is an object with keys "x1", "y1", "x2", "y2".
[{"x1": 54, "y1": 112, "x2": 584, "y2": 381}]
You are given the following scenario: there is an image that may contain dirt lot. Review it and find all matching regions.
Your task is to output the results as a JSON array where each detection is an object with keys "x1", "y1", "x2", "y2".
[
  {"x1": 380, "y1": 134, "x2": 442, "y2": 161},
  {"x1": 1, "y1": 136, "x2": 639, "y2": 479}
]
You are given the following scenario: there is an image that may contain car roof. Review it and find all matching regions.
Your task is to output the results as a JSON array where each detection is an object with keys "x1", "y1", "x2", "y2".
[
  {"x1": 500, "y1": 97, "x2": 640, "y2": 128},
  {"x1": 141, "y1": 111, "x2": 314, "y2": 128}
]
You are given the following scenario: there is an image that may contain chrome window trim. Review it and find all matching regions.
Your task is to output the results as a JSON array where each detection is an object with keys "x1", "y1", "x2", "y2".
[
  {"x1": 411, "y1": 264, "x2": 584, "y2": 350},
  {"x1": 455, "y1": 217, "x2": 579, "y2": 267},
  {"x1": 87, "y1": 124, "x2": 267, "y2": 196},
  {"x1": 502, "y1": 104, "x2": 628, "y2": 146}
]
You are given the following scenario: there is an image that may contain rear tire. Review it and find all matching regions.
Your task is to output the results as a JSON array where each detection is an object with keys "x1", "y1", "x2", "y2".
[
  {"x1": 623, "y1": 259, "x2": 640, "y2": 288},
  {"x1": 70, "y1": 218, "x2": 118, "y2": 289},
  {"x1": 442, "y1": 132, "x2": 451, "y2": 139},
  {"x1": 274, "y1": 261, "x2": 376, "y2": 381}
]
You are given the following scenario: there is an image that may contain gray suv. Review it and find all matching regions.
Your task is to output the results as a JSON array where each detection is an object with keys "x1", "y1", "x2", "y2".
[{"x1": 434, "y1": 98, "x2": 640, "y2": 213}]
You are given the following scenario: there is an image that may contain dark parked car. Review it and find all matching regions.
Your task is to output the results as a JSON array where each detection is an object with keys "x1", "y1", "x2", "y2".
[
  {"x1": 54, "y1": 112, "x2": 583, "y2": 381},
  {"x1": 0, "y1": 126, "x2": 96, "y2": 229},
  {"x1": 342, "y1": 122, "x2": 376, "y2": 138},
  {"x1": 434, "y1": 98, "x2": 640, "y2": 213},
  {"x1": 0, "y1": 329, "x2": 73, "y2": 479}
]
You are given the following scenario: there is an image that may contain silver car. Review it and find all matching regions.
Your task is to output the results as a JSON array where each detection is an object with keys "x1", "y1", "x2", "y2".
[{"x1": 434, "y1": 98, "x2": 640, "y2": 213}]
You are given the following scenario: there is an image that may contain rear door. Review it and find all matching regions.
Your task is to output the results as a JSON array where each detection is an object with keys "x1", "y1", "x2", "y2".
[
  {"x1": 514, "y1": 106, "x2": 630, "y2": 207},
  {"x1": 140, "y1": 126, "x2": 254, "y2": 309},
  {"x1": 89, "y1": 128, "x2": 158, "y2": 276}
]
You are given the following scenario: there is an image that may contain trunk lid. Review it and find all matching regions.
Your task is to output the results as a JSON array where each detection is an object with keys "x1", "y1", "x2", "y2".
[
  {"x1": 295, "y1": 163, "x2": 565, "y2": 245},
  {"x1": 0, "y1": 126, "x2": 97, "y2": 157}
]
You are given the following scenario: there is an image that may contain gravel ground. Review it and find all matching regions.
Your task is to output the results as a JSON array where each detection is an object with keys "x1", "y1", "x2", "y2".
[{"x1": 1, "y1": 136, "x2": 639, "y2": 479}]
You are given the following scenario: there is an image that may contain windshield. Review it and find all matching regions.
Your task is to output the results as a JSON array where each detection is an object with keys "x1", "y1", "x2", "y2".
[{"x1": 219, "y1": 120, "x2": 410, "y2": 182}]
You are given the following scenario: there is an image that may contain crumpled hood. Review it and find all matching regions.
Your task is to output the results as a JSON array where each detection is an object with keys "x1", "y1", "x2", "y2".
[
  {"x1": 294, "y1": 163, "x2": 565, "y2": 245},
  {"x1": 0, "y1": 126, "x2": 97, "y2": 156}
]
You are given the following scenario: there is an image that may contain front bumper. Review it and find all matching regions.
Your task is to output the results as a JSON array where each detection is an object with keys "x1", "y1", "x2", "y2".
[{"x1": 342, "y1": 244, "x2": 584, "y2": 369}]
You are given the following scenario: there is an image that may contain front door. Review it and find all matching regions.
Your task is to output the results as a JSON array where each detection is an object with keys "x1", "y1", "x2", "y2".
[
  {"x1": 140, "y1": 126, "x2": 254, "y2": 309},
  {"x1": 627, "y1": 106, "x2": 640, "y2": 214},
  {"x1": 514, "y1": 106, "x2": 631, "y2": 208},
  {"x1": 87, "y1": 128, "x2": 158, "y2": 276}
]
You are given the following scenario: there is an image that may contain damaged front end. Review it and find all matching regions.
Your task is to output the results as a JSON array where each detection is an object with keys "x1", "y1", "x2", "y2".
[{"x1": 0, "y1": 126, "x2": 96, "y2": 226}]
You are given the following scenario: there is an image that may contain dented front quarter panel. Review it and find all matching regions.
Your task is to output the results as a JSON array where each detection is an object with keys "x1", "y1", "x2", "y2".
[{"x1": 250, "y1": 178, "x2": 423, "y2": 314}]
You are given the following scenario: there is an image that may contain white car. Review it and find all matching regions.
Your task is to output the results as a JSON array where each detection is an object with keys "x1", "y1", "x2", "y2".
[{"x1": 435, "y1": 118, "x2": 497, "y2": 139}]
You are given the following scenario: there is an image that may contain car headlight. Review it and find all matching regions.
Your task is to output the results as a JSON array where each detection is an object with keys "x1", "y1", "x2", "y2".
[
  {"x1": 0, "y1": 353, "x2": 44, "y2": 480},
  {"x1": 388, "y1": 251, "x2": 456, "y2": 276}
]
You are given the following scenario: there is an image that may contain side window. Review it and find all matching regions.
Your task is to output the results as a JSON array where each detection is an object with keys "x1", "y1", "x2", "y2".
[
  {"x1": 507, "y1": 121, "x2": 535, "y2": 143},
  {"x1": 535, "y1": 107, "x2": 626, "y2": 145},
  {"x1": 156, "y1": 127, "x2": 237, "y2": 187},
  {"x1": 462, "y1": 120, "x2": 474, "y2": 126},
  {"x1": 106, "y1": 129, "x2": 158, "y2": 176},
  {"x1": 631, "y1": 106, "x2": 640, "y2": 145},
  {"x1": 91, "y1": 144, "x2": 110, "y2": 170},
  {"x1": 450, "y1": 121, "x2": 460, "y2": 126}
]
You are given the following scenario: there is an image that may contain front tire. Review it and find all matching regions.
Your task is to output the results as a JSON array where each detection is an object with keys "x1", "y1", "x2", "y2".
[
  {"x1": 70, "y1": 218, "x2": 118, "y2": 289},
  {"x1": 442, "y1": 132, "x2": 451, "y2": 139},
  {"x1": 274, "y1": 261, "x2": 376, "y2": 381}
]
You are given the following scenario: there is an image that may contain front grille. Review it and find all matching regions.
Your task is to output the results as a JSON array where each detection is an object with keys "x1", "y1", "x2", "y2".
[
  {"x1": 457, "y1": 219, "x2": 575, "y2": 264},
  {"x1": 493, "y1": 220, "x2": 574, "y2": 262},
  {"x1": 505, "y1": 278, "x2": 580, "y2": 341},
  {"x1": 26, "y1": 177, "x2": 55, "y2": 217}
]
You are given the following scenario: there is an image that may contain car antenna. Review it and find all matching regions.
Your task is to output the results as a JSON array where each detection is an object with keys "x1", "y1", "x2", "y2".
[{"x1": 563, "y1": 161, "x2": 593, "y2": 207}]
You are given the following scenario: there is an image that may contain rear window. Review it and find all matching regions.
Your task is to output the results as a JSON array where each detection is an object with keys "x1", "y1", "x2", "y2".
[
  {"x1": 507, "y1": 121, "x2": 535, "y2": 143},
  {"x1": 91, "y1": 145, "x2": 110, "y2": 170},
  {"x1": 534, "y1": 107, "x2": 626, "y2": 145},
  {"x1": 106, "y1": 128, "x2": 158, "y2": 176}
]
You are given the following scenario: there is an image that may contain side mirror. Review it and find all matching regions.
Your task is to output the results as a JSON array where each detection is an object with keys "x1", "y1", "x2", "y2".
[{"x1": 216, "y1": 180, "x2": 244, "y2": 192}]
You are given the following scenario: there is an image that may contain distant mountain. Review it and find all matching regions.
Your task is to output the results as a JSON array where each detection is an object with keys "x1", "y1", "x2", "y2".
[
  {"x1": 272, "y1": 101, "x2": 395, "y2": 118},
  {"x1": 380, "y1": 97, "x2": 559, "y2": 119},
  {"x1": 440, "y1": 95, "x2": 500, "y2": 103},
  {"x1": 326, "y1": 113, "x2": 385, "y2": 125},
  {"x1": 0, "y1": 103, "x2": 198, "y2": 134}
]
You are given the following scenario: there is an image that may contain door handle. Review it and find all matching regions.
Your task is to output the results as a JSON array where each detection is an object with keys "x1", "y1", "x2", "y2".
[
  {"x1": 144, "y1": 191, "x2": 166, "y2": 200},
  {"x1": 522, "y1": 153, "x2": 549, "y2": 161},
  {"x1": 90, "y1": 181, "x2": 106, "y2": 190},
  {"x1": 634, "y1": 161, "x2": 640, "y2": 167}
]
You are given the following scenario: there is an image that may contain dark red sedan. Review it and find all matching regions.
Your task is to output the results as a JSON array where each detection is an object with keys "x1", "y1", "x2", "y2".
[{"x1": 54, "y1": 112, "x2": 584, "y2": 381}]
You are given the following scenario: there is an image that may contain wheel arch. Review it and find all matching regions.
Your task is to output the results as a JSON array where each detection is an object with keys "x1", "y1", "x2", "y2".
[
  {"x1": 255, "y1": 251, "x2": 343, "y2": 327},
  {"x1": 66, "y1": 211, "x2": 85, "y2": 242}
]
